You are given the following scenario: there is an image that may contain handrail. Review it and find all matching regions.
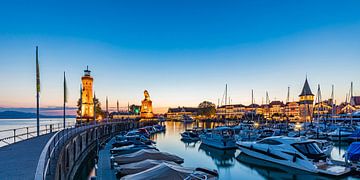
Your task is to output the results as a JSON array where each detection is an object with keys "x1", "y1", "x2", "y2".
[
  {"x1": 35, "y1": 119, "x2": 137, "y2": 180},
  {"x1": 0, "y1": 122, "x2": 75, "y2": 147}
]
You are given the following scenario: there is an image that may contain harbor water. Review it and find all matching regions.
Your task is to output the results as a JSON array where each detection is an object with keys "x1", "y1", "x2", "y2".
[{"x1": 149, "y1": 121, "x2": 357, "y2": 180}]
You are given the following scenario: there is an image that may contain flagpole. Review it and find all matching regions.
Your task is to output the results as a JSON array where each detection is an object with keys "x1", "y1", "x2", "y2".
[
  {"x1": 80, "y1": 84, "x2": 83, "y2": 126},
  {"x1": 63, "y1": 71, "x2": 66, "y2": 128},
  {"x1": 36, "y1": 46, "x2": 40, "y2": 136}
]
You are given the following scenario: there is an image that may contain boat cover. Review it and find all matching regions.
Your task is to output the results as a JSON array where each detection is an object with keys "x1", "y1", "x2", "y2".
[
  {"x1": 115, "y1": 160, "x2": 177, "y2": 175},
  {"x1": 120, "y1": 162, "x2": 194, "y2": 180},
  {"x1": 113, "y1": 149, "x2": 184, "y2": 164},
  {"x1": 347, "y1": 142, "x2": 360, "y2": 161}
]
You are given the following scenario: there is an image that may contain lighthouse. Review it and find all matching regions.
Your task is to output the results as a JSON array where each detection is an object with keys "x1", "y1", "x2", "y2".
[{"x1": 81, "y1": 66, "x2": 94, "y2": 120}]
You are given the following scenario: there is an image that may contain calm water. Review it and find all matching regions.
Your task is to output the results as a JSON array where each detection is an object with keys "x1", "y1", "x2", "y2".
[
  {"x1": 151, "y1": 121, "x2": 358, "y2": 180},
  {"x1": 0, "y1": 118, "x2": 76, "y2": 146}
]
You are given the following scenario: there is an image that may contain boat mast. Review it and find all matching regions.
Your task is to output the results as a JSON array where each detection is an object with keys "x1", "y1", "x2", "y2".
[{"x1": 251, "y1": 89, "x2": 254, "y2": 121}]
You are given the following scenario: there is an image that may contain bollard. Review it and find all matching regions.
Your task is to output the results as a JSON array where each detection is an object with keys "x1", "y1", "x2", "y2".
[
  {"x1": 50, "y1": 124, "x2": 53, "y2": 133},
  {"x1": 27, "y1": 127, "x2": 29, "y2": 139}
]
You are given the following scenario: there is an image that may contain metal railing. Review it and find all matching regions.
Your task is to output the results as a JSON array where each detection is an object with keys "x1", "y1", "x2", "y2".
[
  {"x1": 35, "y1": 119, "x2": 138, "y2": 180},
  {"x1": 0, "y1": 122, "x2": 75, "y2": 147}
]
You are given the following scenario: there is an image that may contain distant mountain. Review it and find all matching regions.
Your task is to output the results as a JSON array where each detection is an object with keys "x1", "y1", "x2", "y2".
[{"x1": 0, "y1": 111, "x2": 76, "y2": 119}]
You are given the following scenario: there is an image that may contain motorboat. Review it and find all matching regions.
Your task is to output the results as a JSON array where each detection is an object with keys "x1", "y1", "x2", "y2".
[
  {"x1": 327, "y1": 126, "x2": 356, "y2": 141},
  {"x1": 348, "y1": 129, "x2": 360, "y2": 141},
  {"x1": 258, "y1": 129, "x2": 281, "y2": 139},
  {"x1": 110, "y1": 144, "x2": 158, "y2": 155},
  {"x1": 237, "y1": 136, "x2": 351, "y2": 176},
  {"x1": 345, "y1": 142, "x2": 360, "y2": 172},
  {"x1": 314, "y1": 139, "x2": 333, "y2": 156},
  {"x1": 115, "y1": 159, "x2": 174, "y2": 177},
  {"x1": 113, "y1": 135, "x2": 155, "y2": 148},
  {"x1": 235, "y1": 129, "x2": 259, "y2": 142},
  {"x1": 153, "y1": 124, "x2": 166, "y2": 132},
  {"x1": 180, "y1": 115, "x2": 194, "y2": 123},
  {"x1": 200, "y1": 126, "x2": 236, "y2": 149},
  {"x1": 180, "y1": 131, "x2": 200, "y2": 141},
  {"x1": 120, "y1": 162, "x2": 218, "y2": 180},
  {"x1": 111, "y1": 149, "x2": 184, "y2": 165}
]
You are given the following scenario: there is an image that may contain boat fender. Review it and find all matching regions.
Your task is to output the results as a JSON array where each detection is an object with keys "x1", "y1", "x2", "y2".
[{"x1": 292, "y1": 153, "x2": 296, "y2": 162}]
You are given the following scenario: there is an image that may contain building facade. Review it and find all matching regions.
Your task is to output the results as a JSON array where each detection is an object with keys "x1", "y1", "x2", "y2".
[
  {"x1": 299, "y1": 78, "x2": 314, "y2": 122},
  {"x1": 166, "y1": 107, "x2": 199, "y2": 120}
]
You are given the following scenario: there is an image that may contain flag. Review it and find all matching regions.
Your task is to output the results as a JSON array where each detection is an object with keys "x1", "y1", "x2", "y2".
[
  {"x1": 36, "y1": 46, "x2": 40, "y2": 93},
  {"x1": 64, "y1": 71, "x2": 68, "y2": 103}
]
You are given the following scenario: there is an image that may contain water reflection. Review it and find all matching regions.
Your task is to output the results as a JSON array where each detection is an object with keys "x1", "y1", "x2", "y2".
[
  {"x1": 151, "y1": 121, "x2": 357, "y2": 180},
  {"x1": 180, "y1": 139, "x2": 199, "y2": 149},
  {"x1": 198, "y1": 144, "x2": 236, "y2": 168}
]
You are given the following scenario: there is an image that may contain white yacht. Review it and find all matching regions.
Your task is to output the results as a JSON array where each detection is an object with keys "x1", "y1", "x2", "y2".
[
  {"x1": 180, "y1": 115, "x2": 195, "y2": 123},
  {"x1": 327, "y1": 126, "x2": 355, "y2": 141},
  {"x1": 200, "y1": 126, "x2": 236, "y2": 149},
  {"x1": 237, "y1": 136, "x2": 351, "y2": 176}
]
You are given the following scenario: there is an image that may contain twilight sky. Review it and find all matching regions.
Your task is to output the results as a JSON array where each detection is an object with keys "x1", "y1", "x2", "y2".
[{"x1": 0, "y1": 0, "x2": 360, "y2": 113}]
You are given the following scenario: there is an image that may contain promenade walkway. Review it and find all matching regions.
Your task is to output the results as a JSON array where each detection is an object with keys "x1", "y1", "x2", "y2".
[{"x1": 0, "y1": 133, "x2": 54, "y2": 180}]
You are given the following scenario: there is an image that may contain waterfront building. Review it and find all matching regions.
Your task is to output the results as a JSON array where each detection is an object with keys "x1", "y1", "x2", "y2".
[
  {"x1": 339, "y1": 102, "x2": 356, "y2": 114},
  {"x1": 80, "y1": 66, "x2": 94, "y2": 120},
  {"x1": 166, "y1": 107, "x2": 199, "y2": 120},
  {"x1": 350, "y1": 96, "x2": 360, "y2": 110},
  {"x1": 269, "y1": 101, "x2": 285, "y2": 121},
  {"x1": 140, "y1": 90, "x2": 154, "y2": 119},
  {"x1": 216, "y1": 104, "x2": 246, "y2": 119},
  {"x1": 299, "y1": 77, "x2": 314, "y2": 122},
  {"x1": 258, "y1": 104, "x2": 270, "y2": 119},
  {"x1": 285, "y1": 101, "x2": 300, "y2": 122},
  {"x1": 313, "y1": 99, "x2": 333, "y2": 118}
]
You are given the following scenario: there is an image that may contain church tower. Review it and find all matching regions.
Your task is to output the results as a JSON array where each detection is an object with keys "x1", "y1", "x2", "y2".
[
  {"x1": 81, "y1": 66, "x2": 94, "y2": 119},
  {"x1": 299, "y1": 77, "x2": 314, "y2": 122}
]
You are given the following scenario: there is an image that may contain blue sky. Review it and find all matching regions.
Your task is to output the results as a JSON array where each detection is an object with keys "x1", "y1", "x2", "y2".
[{"x1": 0, "y1": 1, "x2": 360, "y2": 113}]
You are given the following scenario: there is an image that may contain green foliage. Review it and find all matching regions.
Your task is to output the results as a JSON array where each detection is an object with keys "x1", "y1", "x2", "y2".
[
  {"x1": 77, "y1": 98, "x2": 105, "y2": 119},
  {"x1": 197, "y1": 101, "x2": 216, "y2": 117}
]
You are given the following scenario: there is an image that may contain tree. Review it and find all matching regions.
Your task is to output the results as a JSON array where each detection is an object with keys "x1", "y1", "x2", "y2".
[
  {"x1": 129, "y1": 104, "x2": 141, "y2": 115},
  {"x1": 77, "y1": 98, "x2": 105, "y2": 119},
  {"x1": 198, "y1": 101, "x2": 216, "y2": 118}
]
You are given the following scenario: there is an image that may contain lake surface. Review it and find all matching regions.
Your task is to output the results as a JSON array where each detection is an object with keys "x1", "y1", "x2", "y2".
[
  {"x1": 0, "y1": 118, "x2": 75, "y2": 146},
  {"x1": 150, "y1": 121, "x2": 358, "y2": 180}
]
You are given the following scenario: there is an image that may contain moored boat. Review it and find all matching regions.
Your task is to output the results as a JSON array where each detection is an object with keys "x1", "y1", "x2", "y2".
[
  {"x1": 200, "y1": 126, "x2": 236, "y2": 149},
  {"x1": 180, "y1": 131, "x2": 200, "y2": 141},
  {"x1": 237, "y1": 136, "x2": 351, "y2": 176}
]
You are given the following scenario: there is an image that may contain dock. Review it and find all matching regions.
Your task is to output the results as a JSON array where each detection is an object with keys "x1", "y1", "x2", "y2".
[{"x1": 97, "y1": 137, "x2": 117, "y2": 180}]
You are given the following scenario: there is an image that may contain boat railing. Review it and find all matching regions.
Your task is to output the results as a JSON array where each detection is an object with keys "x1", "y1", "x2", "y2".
[{"x1": 0, "y1": 122, "x2": 75, "y2": 147}]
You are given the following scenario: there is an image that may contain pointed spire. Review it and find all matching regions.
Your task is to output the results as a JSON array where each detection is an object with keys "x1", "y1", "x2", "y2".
[
  {"x1": 117, "y1": 100, "x2": 119, "y2": 112},
  {"x1": 299, "y1": 76, "x2": 314, "y2": 96},
  {"x1": 286, "y1": 86, "x2": 290, "y2": 103}
]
